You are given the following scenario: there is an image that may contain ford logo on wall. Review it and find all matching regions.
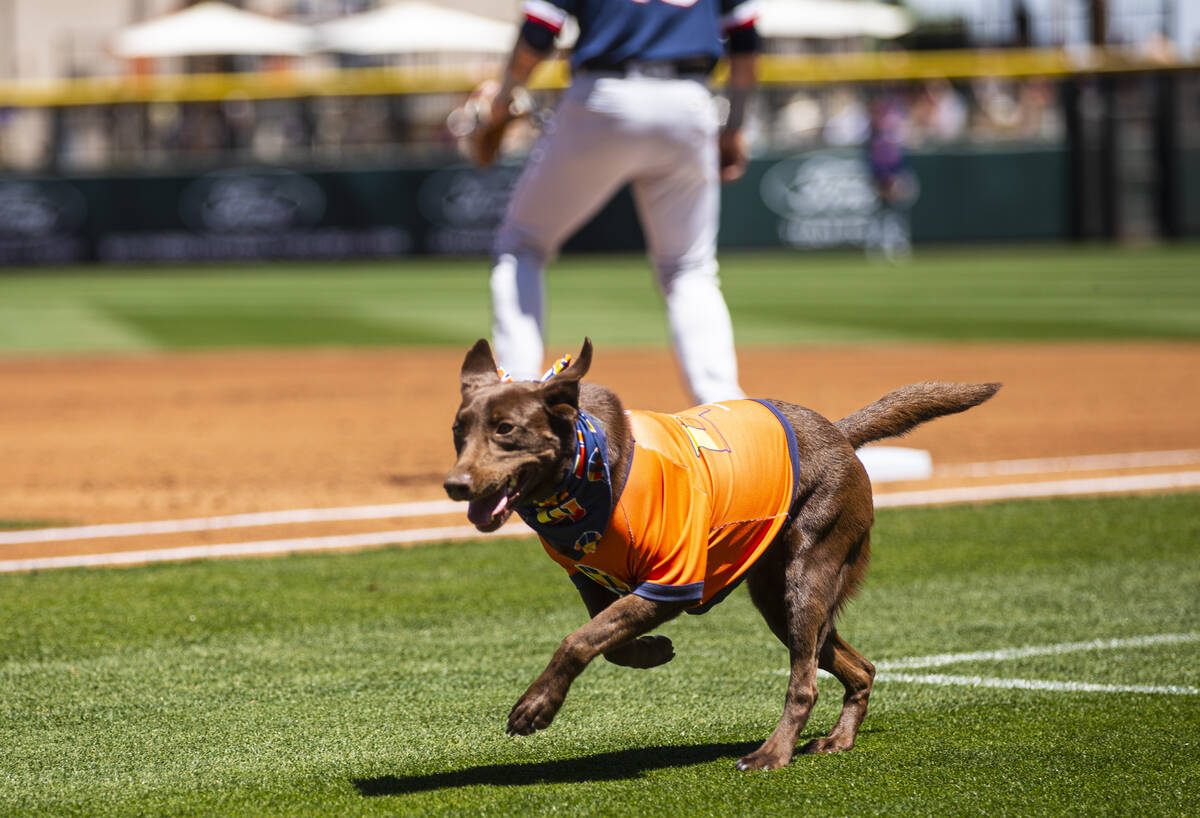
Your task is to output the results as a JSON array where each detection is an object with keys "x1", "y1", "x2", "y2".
[
  {"x1": 760, "y1": 152, "x2": 880, "y2": 249},
  {"x1": 180, "y1": 169, "x2": 326, "y2": 234},
  {"x1": 761, "y1": 153, "x2": 878, "y2": 219},
  {"x1": 417, "y1": 164, "x2": 523, "y2": 254},
  {"x1": 418, "y1": 165, "x2": 522, "y2": 229},
  {"x1": 0, "y1": 180, "x2": 87, "y2": 239}
]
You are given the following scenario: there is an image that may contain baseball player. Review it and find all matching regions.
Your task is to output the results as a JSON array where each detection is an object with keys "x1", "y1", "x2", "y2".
[{"x1": 473, "y1": 0, "x2": 761, "y2": 406}]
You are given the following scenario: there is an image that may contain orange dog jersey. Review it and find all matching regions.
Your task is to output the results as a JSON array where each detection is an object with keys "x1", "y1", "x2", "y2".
[{"x1": 535, "y1": 399, "x2": 800, "y2": 613}]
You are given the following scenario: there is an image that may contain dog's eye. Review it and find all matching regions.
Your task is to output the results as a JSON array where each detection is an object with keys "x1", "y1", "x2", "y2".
[{"x1": 495, "y1": 421, "x2": 515, "y2": 435}]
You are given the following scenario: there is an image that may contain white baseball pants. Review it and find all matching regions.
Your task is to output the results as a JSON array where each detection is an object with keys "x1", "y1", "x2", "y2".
[{"x1": 490, "y1": 73, "x2": 744, "y2": 405}]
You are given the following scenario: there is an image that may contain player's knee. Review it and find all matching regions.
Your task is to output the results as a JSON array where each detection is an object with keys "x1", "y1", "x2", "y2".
[
  {"x1": 495, "y1": 223, "x2": 554, "y2": 265},
  {"x1": 654, "y1": 256, "x2": 720, "y2": 296}
]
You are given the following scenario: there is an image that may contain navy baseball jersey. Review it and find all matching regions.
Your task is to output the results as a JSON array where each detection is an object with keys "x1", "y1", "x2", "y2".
[{"x1": 522, "y1": 0, "x2": 758, "y2": 68}]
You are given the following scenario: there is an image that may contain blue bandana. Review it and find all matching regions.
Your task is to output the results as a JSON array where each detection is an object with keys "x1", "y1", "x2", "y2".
[
  {"x1": 516, "y1": 411, "x2": 613, "y2": 560},
  {"x1": 499, "y1": 354, "x2": 615, "y2": 559},
  {"x1": 497, "y1": 354, "x2": 573, "y2": 385}
]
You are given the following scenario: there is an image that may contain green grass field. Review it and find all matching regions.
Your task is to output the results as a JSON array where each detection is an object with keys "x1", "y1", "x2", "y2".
[
  {"x1": 2, "y1": 245, "x2": 1197, "y2": 814},
  {"x1": 1, "y1": 244, "x2": 1198, "y2": 354},
  {"x1": 2, "y1": 494, "x2": 1198, "y2": 816}
]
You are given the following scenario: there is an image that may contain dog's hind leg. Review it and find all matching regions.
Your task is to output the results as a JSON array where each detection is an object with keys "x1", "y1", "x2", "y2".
[
  {"x1": 732, "y1": 400, "x2": 875, "y2": 771},
  {"x1": 736, "y1": 523, "x2": 852, "y2": 771},
  {"x1": 802, "y1": 628, "x2": 875, "y2": 754},
  {"x1": 737, "y1": 472, "x2": 873, "y2": 769},
  {"x1": 736, "y1": 556, "x2": 833, "y2": 771}
]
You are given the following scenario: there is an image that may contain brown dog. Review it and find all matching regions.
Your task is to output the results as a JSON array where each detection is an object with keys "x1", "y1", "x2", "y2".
[{"x1": 444, "y1": 338, "x2": 998, "y2": 771}]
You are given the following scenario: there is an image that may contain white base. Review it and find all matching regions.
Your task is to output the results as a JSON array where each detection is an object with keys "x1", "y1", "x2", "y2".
[{"x1": 856, "y1": 446, "x2": 933, "y2": 483}]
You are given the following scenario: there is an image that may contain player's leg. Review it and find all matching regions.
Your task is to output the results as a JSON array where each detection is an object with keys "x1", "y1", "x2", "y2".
[
  {"x1": 490, "y1": 248, "x2": 546, "y2": 382},
  {"x1": 629, "y1": 81, "x2": 744, "y2": 405},
  {"x1": 637, "y1": 196, "x2": 744, "y2": 406},
  {"x1": 490, "y1": 80, "x2": 636, "y2": 379}
]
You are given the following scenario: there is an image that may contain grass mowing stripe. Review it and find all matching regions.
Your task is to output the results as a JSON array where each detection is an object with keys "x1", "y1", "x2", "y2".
[
  {"x1": 0, "y1": 302, "x2": 158, "y2": 353},
  {"x1": 2, "y1": 245, "x2": 1199, "y2": 353}
]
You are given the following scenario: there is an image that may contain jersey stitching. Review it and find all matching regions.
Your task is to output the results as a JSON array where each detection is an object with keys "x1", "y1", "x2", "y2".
[
  {"x1": 707, "y1": 511, "x2": 787, "y2": 533},
  {"x1": 615, "y1": 500, "x2": 636, "y2": 546}
]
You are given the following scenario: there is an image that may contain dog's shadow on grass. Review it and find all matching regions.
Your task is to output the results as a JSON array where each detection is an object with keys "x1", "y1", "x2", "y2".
[{"x1": 354, "y1": 741, "x2": 760, "y2": 796}]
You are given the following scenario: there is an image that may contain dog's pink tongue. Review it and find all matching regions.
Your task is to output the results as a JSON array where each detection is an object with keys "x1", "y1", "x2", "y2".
[{"x1": 467, "y1": 491, "x2": 508, "y2": 527}]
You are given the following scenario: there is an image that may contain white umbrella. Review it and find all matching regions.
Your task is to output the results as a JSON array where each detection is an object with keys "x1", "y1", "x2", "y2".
[
  {"x1": 315, "y1": 1, "x2": 518, "y2": 55},
  {"x1": 112, "y1": 1, "x2": 315, "y2": 58},
  {"x1": 757, "y1": 0, "x2": 914, "y2": 40}
]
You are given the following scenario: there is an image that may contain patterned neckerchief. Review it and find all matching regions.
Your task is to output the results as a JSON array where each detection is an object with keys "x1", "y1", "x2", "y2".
[
  {"x1": 501, "y1": 354, "x2": 614, "y2": 560},
  {"x1": 515, "y1": 411, "x2": 613, "y2": 560}
]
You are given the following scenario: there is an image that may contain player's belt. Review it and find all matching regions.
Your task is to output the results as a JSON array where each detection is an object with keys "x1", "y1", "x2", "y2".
[{"x1": 577, "y1": 56, "x2": 716, "y2": 79}]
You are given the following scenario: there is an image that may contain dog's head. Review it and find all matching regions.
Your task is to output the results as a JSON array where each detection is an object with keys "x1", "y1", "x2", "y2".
[{"x1": 444, "y1": 338, "x2": 593, "y2": 531}]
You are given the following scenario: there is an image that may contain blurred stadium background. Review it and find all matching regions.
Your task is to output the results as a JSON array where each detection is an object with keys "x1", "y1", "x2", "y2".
[{"x1": 0, "y1": 0, "x2": 1197, "y2": 260}]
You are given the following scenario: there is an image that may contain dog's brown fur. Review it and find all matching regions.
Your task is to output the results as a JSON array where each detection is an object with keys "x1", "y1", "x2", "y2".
[{"x1": 445, "y1": 338, "x2": 999, "y2": 770}]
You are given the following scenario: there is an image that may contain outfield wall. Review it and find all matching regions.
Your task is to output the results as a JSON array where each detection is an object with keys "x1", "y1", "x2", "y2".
[
  {"x1": 0, "y1": 144, "x2": 1168, "y2": 266},
  {"x1": 1184, "y1": 148, "x2": 1200, "y2": 237}
]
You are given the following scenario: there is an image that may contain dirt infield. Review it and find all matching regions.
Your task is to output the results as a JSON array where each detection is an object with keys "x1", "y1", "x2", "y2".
[{"x1": 2, "y1": 342, "x2": 1198, "y2": 565}]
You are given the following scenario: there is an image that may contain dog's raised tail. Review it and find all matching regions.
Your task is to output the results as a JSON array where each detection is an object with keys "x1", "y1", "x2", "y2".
[{"x1": 835, "y1": 382, "x2": 1001, "y2": 449}]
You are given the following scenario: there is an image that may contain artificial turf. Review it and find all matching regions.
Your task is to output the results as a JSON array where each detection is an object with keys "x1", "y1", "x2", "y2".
[
  {"x1": 2, "y1": 493, "x2": 1197, "y2": 816},
  {"x1": 0, "y1": 243, "x2": 1198, "y2": 355}
]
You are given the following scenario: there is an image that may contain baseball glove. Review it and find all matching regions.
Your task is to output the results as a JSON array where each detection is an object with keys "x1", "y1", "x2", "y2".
[{"x1": 447, "y1": 81, "x2": 534, "y2": 168}]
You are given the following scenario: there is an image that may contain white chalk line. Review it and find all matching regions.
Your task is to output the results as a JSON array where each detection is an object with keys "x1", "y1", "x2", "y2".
[
  {"x1": 5, "y1": 467, "x2": 1199, "y2": 551},
  {"x1": 934, "y1": 448, "x2": 1200, "y2": 478},
  {"x1": 874, "y1": 632, "x2": 1200, "y2": 670},
  {"x1": 0, "y1": 500, "x2": 462, "y2": 546},
  {"x1": 3, "y1": 457, "x2": 1199, "y2": 572},
  {"x1": 4, "y1": 474, "x2": 1200, "y2": 570},
  {"x1": 872, "y1": 470, "x2": 1200, "y2": 508},
  {"x1": 0, "y1": 522, "x2": 525, "y2": 574},
  {"x1": 875, "y1": 673, "x2": 1198, "y2": 696},
  {"x1": 799, "y1": 633, "x2": 1200, "y2": 696}
]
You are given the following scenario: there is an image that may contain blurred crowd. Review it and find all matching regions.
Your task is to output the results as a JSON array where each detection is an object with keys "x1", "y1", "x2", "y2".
[
  {"x1": 1, "y1": 0, "x2": 1193, "y2": 173},
  {"x1": 760, "y1": 75, "x2": 1061, "y2": 152},
  {"x1": 0, "y1": 74, "x2": 1070, "y2": 173}
]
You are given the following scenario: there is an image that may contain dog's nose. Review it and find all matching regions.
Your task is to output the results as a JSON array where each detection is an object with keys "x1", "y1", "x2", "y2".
[{"x1": 443, "y1": 472, "x2": 473, "y2": 501}]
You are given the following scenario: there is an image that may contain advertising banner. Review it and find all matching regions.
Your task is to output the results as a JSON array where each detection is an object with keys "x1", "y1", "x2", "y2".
[{"x1": 0, "y1": 146, "x2": 1085, "y2": 267}]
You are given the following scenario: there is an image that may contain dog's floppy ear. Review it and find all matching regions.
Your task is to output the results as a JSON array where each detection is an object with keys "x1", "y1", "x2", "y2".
[
  {"x1": 540, "y1": 338, "x2": 593, "y2": 413},
  {"x1": 460, "y1": 339, "x2": 500, "y2": 394}
]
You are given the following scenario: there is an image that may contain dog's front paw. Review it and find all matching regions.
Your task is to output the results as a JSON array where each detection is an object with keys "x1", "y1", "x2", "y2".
[{"x1": 506, "y1": 684, "x2": 564, "y2": 736}]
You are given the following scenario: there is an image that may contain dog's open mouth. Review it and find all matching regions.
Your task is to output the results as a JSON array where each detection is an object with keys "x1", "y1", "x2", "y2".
[{"x1": 467, "y1": 472, "x2": 529, "y2": 531}]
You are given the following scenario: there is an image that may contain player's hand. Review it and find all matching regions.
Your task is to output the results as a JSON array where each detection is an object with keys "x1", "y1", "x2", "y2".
[
  {"x1": 462, "y1": 83, "x2": 534, "y2": 169},
  {"x1": 603, "y1": 634, "x2": 675, "y2": 668},
  {"x1": 471, "y1": 119, "x2": 510, "y2": 168},
  {"x1": 718, "y1": 129, "x2": 748, "y2": 183},
  {"x1": 468, "y1": 85, "x2": 512, "y2": 168}
]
